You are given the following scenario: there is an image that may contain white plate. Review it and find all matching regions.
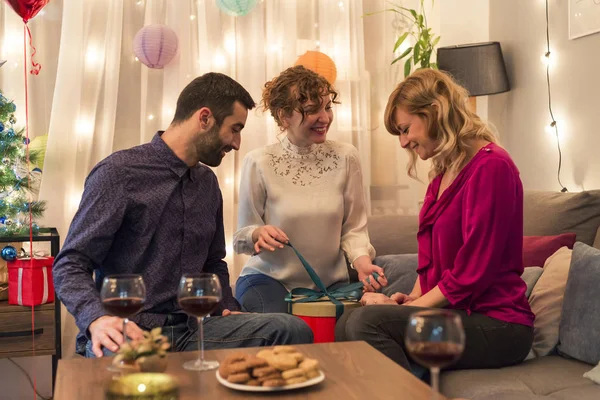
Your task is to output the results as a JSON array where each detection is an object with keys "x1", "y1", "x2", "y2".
[{"x1": 216, "y1": 370, "x2": 325, "y2": 392}]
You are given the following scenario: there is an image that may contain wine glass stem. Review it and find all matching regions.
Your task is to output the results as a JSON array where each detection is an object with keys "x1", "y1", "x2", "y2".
[
  {"x1": 198, "y1": 317, "x2": 204, "y2": 366},
  {"x1": 123, "y1": 318, "x2": 129, "y2": 342},
  {"x1": 430, "y1": 367, "x2": 440, "y2": 395}
]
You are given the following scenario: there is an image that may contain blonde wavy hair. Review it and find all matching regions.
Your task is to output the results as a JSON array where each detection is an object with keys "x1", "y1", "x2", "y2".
[{"x1": 384, "y1": 68, "x2": 498, "y2": 181}]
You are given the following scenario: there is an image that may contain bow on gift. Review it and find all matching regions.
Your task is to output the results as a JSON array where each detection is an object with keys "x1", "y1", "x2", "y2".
[{"x1": 284, "y1": 242, "x2": 380, "y2": 320}]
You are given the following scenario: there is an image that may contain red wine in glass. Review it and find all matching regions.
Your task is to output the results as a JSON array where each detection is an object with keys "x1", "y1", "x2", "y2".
[
  {"x1": 405, "y1": 310, "x2": 465, "y2": 395},
  {"x1": 177, "y1": 273, "x2": 222, "y2": 371},
  {"x1": 100, "y1": 274, "x2": 146, "y2": 372},
  {"x1": 178, "y1": 296, "x2": 220, "y2": 318},
  {"x1": 406, "y1": 342, "x2": 464, "y2": 369},
  {"x1": 102, "y1": 297, "x2": 145, "y2": 318}
]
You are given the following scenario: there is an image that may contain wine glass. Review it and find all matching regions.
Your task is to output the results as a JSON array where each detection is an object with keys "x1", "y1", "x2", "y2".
[
  {"x1": 100, "y1": 274, "x2": 146, "y2": 371},
  {"x1": 405, "y1": 310, "x2": 466, "y2": 396},
  {"x1": 177, "y1": 273, "x2": 222, "y2": 371}
]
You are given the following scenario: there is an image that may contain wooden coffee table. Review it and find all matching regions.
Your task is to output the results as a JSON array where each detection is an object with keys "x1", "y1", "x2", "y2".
[{"x1": 54, "y1": 341, "x2": 447, "y2": 399}]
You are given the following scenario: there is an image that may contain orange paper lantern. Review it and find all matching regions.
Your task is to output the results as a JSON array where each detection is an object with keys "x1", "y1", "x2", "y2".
[{"x1": 294, "y1": 51, "x2": 337, "y2": 85}]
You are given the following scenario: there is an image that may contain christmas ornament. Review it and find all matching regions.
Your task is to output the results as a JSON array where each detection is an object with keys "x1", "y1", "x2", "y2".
[
  {"x1": 295, "y1": 51, "x2": 337, "y2": 85},
  {"x1": 133, "y1": 25, "x2": 178, "y2": 69},
  {"x1": 216, "y1": 0, "x2": 257, "y2": 17},
  {"x1": 1, "y1": 245, "x2": 17, "y2": 261}
]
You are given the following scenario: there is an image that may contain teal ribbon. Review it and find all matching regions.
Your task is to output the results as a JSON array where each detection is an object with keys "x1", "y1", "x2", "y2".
[{"x1": 284, "y1": 242, "x2": 379, "y2": 320}]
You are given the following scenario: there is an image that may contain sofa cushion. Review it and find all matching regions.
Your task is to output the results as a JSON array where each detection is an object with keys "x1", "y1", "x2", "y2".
[
  {"x1": 558, "y1": 242, "x2": 600, "y2": 365},
  {"x1": 373, "y1": 254, "x2": 418, "y2": 296},
  {"x1": 368, "y1": 215, "x2": 418, "y2": 256},
  {"x1": 441, "y1": 355, "x2": 600, "y2": 400},
  {"x1": 523, "y1": 190, "x2": 600, "y2": 247},
  {"x1": 528, "y1": 247, "x2": 572, "y2": 357},
  {"x1": 522, "y1": 266, "x2": 544, "y2": 298},
  {"x1": 523, "y1": 233, "x2": 576, "y2": 268}
]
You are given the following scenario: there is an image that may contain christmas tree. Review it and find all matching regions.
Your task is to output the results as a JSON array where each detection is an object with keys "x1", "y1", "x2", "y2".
[{"x1": 0, "y1": 90, "x2": 45, "y2": 236}]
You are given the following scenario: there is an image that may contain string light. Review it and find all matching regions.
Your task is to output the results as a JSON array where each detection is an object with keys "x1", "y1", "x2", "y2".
[
  {"x1": 148, "y1": 114, "x2": 155, "y2": 120},
  {"x1": 190, "y1": 15, "x2": 196, "y2": 21},
  {"x1": 544, "y1": 0, "x2": 567, "y2": 192}
]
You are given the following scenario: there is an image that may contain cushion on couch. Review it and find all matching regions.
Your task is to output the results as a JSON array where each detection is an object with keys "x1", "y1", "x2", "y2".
[
  {"x1": 523, "y1": 190, "x2": 600, "y2": 247},
  {"x1": 522, "y1": 266, "x2": 544, "y2": 298},
  {"x1": 528, "y1": 246, "x2": 572, "y2": 358},
  {"x1": 368, "y1": 215, "x2": 418, "y2": 256},
  {"x1": 441, "y1": 355, "x2": 600, "y2": 400},
  {"x1": 373, "y1": 254, "x2": 418, "y2": 296},
  {"x1": 558, "y1": 242, "x2": 600, "y2": 365},
  {"x1": 523, "y1": 233, "x2": 576, "y2": 268}
]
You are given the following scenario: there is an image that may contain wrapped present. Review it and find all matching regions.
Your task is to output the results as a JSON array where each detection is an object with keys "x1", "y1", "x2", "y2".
[
  {"x1": 8, "y1": 257, "x2": 55, "y2": 306},
  {"x1": 285, "y1": 243, "x2": 377, "y2": 343},
  {"x1": 291, "y1": 299, "x2": 361, "y2": 343}
]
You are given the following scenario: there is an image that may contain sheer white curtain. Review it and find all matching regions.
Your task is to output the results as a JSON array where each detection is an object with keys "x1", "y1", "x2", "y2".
[{"x1": 2, "y1": 0, "x2": 377, "y2": 356}]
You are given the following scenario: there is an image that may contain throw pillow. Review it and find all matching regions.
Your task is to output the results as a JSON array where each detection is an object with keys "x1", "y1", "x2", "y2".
[
  {"x1": 528, "y1": 246, "x2": 572, "y2": 358},
  {"x1": 521, "y1": 266, "x2": 544, "y2": 298},
  {"x1": 373, "y1": 254, "x2": 418, "y2": 297},
  {"x1": 523, "y1": 233, "x2": 576, "y2": 268},
  {"x1": 558, "y1": 242, "x2": 600, "y2": 365}
]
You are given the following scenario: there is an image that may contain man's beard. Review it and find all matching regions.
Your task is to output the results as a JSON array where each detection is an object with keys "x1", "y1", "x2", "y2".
[{"x1": 196, "y1": 124, "x2": 229, "y2": 167}]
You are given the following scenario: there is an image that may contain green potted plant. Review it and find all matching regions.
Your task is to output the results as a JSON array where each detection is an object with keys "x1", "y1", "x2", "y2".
[
  {"x1": 113, "y1": 327, "x2": 171, "y2": 373},
  {"x1": 368, "y1": 0, "x2": 441, "y2": 77}
]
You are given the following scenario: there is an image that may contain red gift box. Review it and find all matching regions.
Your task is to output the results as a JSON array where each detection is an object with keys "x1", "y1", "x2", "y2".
[
  {"x1": 8, "y1": 257, "x2": 55, "y2": 306},
  {"x1": 291, "y1": 300, "x2": 361, "y2": 343}
]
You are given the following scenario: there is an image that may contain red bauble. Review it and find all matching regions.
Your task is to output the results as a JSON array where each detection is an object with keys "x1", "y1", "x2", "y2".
[{"x1": 5, "y1": 0, "x2": 50, "y2": 23}]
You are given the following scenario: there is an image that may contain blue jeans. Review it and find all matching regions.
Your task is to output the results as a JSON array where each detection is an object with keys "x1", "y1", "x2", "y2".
[
  {"x1": 235, "y1": 274, "x2": 348, "y2": 313},
  {"x1": 84, "y1": 313, "x2": 313, "y2": 358}
]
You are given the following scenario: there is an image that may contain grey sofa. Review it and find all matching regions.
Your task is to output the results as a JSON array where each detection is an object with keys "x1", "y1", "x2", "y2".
[{"x1": 367, "y1": 190, "x2": 600, "y2": 400}]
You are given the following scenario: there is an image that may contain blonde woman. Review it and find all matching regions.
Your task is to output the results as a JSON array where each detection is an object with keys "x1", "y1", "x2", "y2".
[
  {"x1": 336, "y1": 69, "x2": 534, "y2": 371},
  {"x1": 233, "y1": 66, "x2": 387, "y2": 313}
]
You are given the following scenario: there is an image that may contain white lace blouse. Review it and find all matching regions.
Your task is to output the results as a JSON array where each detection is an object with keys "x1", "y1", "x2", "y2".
[{"x1": 233, "y1": 136, "x2": 376, "y2": 290}]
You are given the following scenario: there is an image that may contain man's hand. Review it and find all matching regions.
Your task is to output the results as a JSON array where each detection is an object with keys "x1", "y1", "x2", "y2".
[
  {"x1": 88, "y1": 316, "x2": 144, "y2": 357},
  {"x1": 360, "y1": 292, "x2": 397, "y2": 306},
  {"x1": 252, "y1": 225, "x2": 289, "y2": 253},
  {"x1": 353, "y1": 256, "x2": 388, "y2": 292}
]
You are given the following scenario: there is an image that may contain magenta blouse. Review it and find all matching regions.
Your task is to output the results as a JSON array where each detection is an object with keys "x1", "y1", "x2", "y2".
[{"x1": 418, "y1": 143, "x2": 535, "y2": 327}]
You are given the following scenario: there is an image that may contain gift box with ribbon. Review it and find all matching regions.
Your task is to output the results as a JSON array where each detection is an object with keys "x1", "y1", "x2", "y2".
[
  {"x1": 285, "y1": 243, "x2": 375, "y2": 343},
  {"x1": 8, "y1": 257, "x2": 55, "y2": 306}
]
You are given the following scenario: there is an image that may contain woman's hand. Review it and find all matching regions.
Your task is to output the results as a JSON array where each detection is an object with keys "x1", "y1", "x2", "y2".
[
  {"x1": 390, "y1": 292, "x2": 417, "y2": 305},
  {"x1": 252, "y1": 225, "x2": 289, "y2": 253},
  {"x1": 360, "y1": 292, "x2": 397, "y2": 306},
  {"x1": 353, "y1": 256, "x2": 388, "y2": 292}
]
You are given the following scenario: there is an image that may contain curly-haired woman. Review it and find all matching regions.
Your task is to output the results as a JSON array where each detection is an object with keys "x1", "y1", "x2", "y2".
[{"x1": 233, "y1": 65, "x2": 387, "y2": 313}]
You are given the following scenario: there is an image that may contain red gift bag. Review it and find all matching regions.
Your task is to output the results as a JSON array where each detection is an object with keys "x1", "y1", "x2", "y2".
[{"x1": 8, "y1": 257, "x2": 55, "y2": 306}]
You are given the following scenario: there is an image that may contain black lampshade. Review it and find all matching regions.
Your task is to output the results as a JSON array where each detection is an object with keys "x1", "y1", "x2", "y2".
[{"x1": 437, "y1": 42, "x2": 510, "y2": 97}]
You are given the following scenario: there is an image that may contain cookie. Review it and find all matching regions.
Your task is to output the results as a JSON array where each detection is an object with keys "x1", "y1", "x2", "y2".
[
  {"x1": 227, "y1": 372, "x2": 250, "y2": 384},
  {"x1": 222, "y1": 352, "x2": 248, "y2": 364},
  {"x1": 246, "y1": 356, "x2": 268, "y2": 369},
  {"x1": 299, "y1": 358, "x2": 319, "y2": 372},
  {"x1": 218, "y1": 363, "x2": 231, "y2": 379},
  {"x1": 256, "y1": 349, "x2": 276, "y2": 360},
  {"x1": 262, "y1": 379, "x2": 286, "y2": 387},
  {"x1": 246, "y1": 379, "x2": 260, "y2": 386},
  {"x1": 306, "y1": 369, "x2": 320, "y2": 379},
  {"x1": 285, "y1": 376, "x2": 308, "y2": 385},
  {"x1": 257, "y1": 372, "x2": 283, "y2": 383},
  {"x1": 273, "y1": 345, "x2": 297, "y2": 354},
  {"x1": 227, "y1": 361, "x2": 251, "y2": 375},
  {"x1": 270, "y1": 354, "x2": 298, "y2": 371},
  {"x1": 281, "y1": 368, "x2": 304, "y2": 380},
  {"x1": 252, "y1": 366, "x2": 278, "y2": 378},
  {"x1": 289, "y1": 352, "x2": 305, "y2": 362}
]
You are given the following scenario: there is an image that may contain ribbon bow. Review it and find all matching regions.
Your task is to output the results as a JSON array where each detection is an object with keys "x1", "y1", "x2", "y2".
[{"x1": 284, "y1": 242, "x2": 379, "y2": 320}]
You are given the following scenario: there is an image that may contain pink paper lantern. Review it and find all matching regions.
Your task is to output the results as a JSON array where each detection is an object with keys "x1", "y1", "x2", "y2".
[{"x1": 133, "y1": 24, "x2": 178, "y2": 69}]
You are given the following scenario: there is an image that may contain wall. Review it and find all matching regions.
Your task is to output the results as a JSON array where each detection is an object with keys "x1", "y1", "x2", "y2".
[{"x1": 489, "y1": 0, "x2": 600, "y2": 191}]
